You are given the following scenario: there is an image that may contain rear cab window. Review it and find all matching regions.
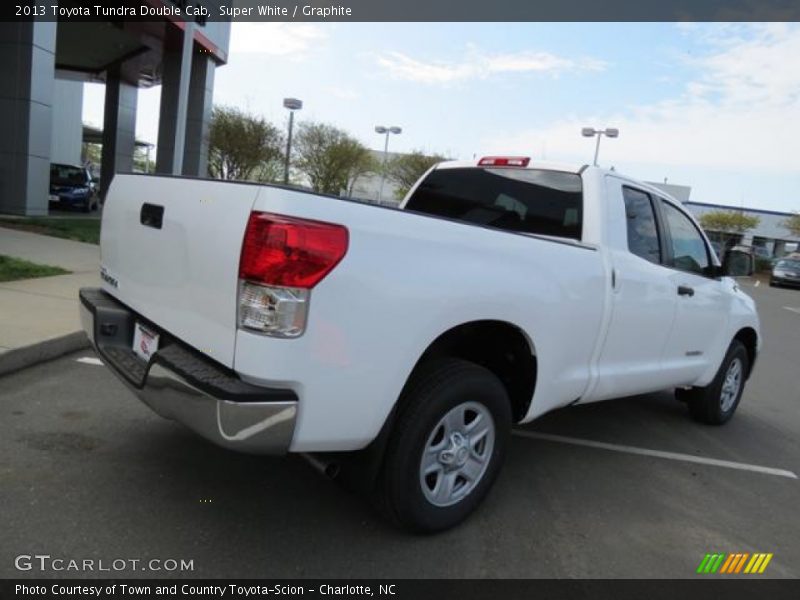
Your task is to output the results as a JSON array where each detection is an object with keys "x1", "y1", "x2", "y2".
[{"x1": 405, "y1": 167, "x2": 583, "y2": 240}]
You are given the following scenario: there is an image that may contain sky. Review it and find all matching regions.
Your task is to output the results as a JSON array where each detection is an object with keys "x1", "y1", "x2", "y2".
[{"x1": 83, "y1": 22, "x2": 800, "y2": 212}]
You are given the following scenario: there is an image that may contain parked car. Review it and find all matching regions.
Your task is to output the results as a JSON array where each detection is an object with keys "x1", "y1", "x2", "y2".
[
  {"x1": 79, "y1": 158, "x2": 760, "y2": 532},
  {"x1": 49, "y1": 163, "x2": 99, "y2": 212},
  {"x1": 770, "y1": 257, "x2": 800, "y2": 288}
]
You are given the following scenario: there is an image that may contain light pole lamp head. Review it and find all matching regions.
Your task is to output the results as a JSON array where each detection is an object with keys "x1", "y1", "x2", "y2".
[
  {"x1": 581, "y1": 127, "x2": 597, "y2": 137},
  {"x1": 389, "y1": 126, "x2": 402, "y2": 135},
  {"x1": 375, "y1": 126, "x2": 388, "y2": 134},
  {"x1": 283, "y1": 98, "x2": 303, "y2": 110},
  {"x1": 604, "y1": 128, "x2": 619, "y2": 138}
]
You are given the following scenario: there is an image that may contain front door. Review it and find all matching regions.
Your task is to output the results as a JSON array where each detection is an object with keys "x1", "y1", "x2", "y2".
[{"x1": 658, "y1": 199, "x2": 730, "y2": 383}]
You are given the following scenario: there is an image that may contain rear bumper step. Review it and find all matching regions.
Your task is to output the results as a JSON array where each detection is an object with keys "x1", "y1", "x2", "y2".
[{"x1": 79, "y1": 288, "x2": 297, "y2": 455}]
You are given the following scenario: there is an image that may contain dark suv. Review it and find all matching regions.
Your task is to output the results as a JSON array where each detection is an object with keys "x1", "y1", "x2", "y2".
[{"x1": 49, "y1": 163, "x2": 99, "y2": 212}]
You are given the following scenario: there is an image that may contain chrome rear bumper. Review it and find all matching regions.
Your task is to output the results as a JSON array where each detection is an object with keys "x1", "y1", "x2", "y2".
[{"x1": 79, "y1": 288, "x2": 297, "y2": 455}]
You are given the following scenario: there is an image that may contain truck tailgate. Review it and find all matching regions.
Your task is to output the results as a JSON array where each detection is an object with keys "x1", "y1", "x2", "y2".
[{"x1": 99, "y1": 175, "x2": 259, "y2": 368}]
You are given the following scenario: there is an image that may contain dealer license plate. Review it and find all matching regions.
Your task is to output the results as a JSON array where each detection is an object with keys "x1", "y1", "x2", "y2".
[{"x1": 132, "y1": 322, "x2": 159, "y2": 362}]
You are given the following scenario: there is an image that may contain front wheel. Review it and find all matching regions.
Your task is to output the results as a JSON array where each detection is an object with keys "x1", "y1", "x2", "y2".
[
  {"x1": 684, "y1": 340, "x2": 749, "y2": 425},
  {"x1": 377, "y1": 358, "x2": 511, "y2": 532}
]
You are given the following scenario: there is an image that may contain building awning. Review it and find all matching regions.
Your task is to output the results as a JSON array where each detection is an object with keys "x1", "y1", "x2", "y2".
[{"x1": 82, "y1": 124, "x2": 153, "y2": 149}]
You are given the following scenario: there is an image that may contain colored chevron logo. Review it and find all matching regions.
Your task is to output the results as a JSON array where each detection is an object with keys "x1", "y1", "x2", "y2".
[{"x1": 696, "y1": 552, "x2": 773, "y2": 574}]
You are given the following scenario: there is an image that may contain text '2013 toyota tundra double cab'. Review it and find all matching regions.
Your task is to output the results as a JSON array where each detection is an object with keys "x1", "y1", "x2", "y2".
[{"x1": 80, "y1": 157, "x2": 760, "y2": 531}]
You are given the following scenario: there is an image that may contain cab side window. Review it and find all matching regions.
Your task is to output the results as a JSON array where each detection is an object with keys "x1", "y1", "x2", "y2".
[
  {"x1": 622, "y1": 187, "x2": 661, "y2": 264},
  {"x1": 660, "y1": 200, "x2": 710, "y2": 275}
]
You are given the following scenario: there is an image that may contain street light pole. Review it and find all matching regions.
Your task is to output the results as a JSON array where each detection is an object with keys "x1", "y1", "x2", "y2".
[
  {"x1": 593, "y1": 133, "x2": 602, "y2": 166},
  {"x1": 375, "y1": 125, "x2": 401, "y2": 202},
  {"x1": 283, "y1": 98, "x2": 303, "y2": 184},
  {"x1": 581, "y1": 127, "x2": 619, "y2": 166}
]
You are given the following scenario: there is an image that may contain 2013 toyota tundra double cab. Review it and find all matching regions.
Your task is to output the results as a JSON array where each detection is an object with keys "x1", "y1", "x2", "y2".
[{"x1": 79, "y1": 157, "x2": 760, "y2": 532}]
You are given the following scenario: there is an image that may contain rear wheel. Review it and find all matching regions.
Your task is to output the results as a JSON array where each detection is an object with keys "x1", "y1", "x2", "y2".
[
  {"x1": 683, "y1": 340, "x2": 749, "y2": 425},
  {"x1": 377, "y1": 358, "x2": 511, "y2": 532}
]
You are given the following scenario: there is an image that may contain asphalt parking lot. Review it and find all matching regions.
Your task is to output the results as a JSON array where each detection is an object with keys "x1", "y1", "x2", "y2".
[{"x1": 1, "y1": 279, "x2": 799, "y2": 579}]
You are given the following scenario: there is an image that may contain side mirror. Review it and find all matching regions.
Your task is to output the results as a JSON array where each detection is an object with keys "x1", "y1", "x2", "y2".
[{"x1": 722, "y1": 249, "x2": 754, "y2": 277}]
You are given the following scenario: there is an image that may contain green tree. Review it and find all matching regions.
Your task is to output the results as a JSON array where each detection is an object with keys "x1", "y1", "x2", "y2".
[
  {"x1": 783, "y1": 213, "x2": 800, "y2": 238},
  {"x1": 208, "y1": 106, "x2": 284, "y2": 181},
  {"x1": 293, "y1": 122, "x2": 374, "y2": 195},
  {"x1": 386, "y1": 150, "x2": 446, "y2": 199},
  {"x1": 81, "y1": 143, "x2": 102, "y2": 168},
  {"x1": 345, "y1": 151, "x2": 379, "y2": 196},
  {"x1": 698, "y1": 210, "x2": 760, "y2": 234},
  {"x1": 133, "y1": 146, "x2": 152, "y2": 173}
]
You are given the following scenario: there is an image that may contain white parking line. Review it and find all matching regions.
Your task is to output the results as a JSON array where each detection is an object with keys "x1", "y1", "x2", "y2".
[
  {"x1": 513, "y1": 430, "x2": 798, "y2": 480},
  {"x1": 783, "y1": 306, "x2": 800, "y2": 314},
  {"x1": 76, "y1": 357, "x2": 103, "y2": 366}
]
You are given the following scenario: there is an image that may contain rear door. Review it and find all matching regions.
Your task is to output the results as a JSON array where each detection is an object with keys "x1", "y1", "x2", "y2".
[
  {"x1": 590, "y1": 181, "x2": 678, "y2": 401},
  {"x1": 100, "y1": 175, "x2": 260, "y2": 368}
]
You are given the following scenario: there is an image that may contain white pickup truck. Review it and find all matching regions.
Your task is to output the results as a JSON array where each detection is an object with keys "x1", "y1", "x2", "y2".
[{"x1": 80, "y1": 157, "x2": 760, "y2": 531}]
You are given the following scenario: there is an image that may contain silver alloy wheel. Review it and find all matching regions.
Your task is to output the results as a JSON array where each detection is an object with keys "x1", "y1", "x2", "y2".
[
  {"x1": 720, "y1": 357, "x2": 743, "y2": 412},
  {"x1": 419, "y1": 401, "x2": 495, "y2": 507}
]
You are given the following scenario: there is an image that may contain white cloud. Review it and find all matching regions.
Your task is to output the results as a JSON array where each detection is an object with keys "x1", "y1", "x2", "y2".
[
  {"x1": 483, "y1": 24, "x2": 800, "y2": 173},
  {"x1": 229, "y1": 23, "x2": 327, "y2": 57},
  {"x1": 374, "y1": 47, "x2": 606, "y2": 85},
  {"x1": 686, "y1": 23, "x2": 800, "y2": 107}
]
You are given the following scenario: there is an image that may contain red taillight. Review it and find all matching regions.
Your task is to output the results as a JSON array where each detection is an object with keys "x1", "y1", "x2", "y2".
[
  {"x1": 239, "y1": 212, "x2": 348, "y2": 289},
  {"x1": 478, "y1": 156, "x2": 530, "y2": 167}
]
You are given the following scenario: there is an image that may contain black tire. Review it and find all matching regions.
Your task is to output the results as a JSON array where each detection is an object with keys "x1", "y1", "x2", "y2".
[
  {"x1": 684, "y1": 340, "x2": 749, "y2": 425},
  {"x1": 377, "y1": 358, "x2": 511, "y2": 533},
  {"x1": 81, "y1": 201, "x2": 91, "y2": 213}
]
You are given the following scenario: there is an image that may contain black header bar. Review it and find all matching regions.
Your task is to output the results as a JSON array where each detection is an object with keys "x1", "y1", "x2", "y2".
[
  {"x1": 2, "y1": 579, "x2": 800, "y2": 600},
  {"x1": 5, "y1": 0, "x2": 800, "y2": 22}
]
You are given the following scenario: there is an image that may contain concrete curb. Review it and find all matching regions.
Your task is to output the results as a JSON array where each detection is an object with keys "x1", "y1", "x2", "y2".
[{"x1": 0, "y1": 331, "x2": 90, "y2": 377}]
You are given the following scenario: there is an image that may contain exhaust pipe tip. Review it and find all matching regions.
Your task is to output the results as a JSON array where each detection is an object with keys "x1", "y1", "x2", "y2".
[{"x1": 302, "y1": 453, "x2": 340, "y2": 479}]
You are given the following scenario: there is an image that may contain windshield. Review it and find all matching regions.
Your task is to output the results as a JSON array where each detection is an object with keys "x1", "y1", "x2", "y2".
[
  {"x1": 50, "y1": 164, "x2": 88, "y2": 186},
  {"x1": 405, "y1": 167, "x2": 583, "y2": 240},
  {"x1": 776, "y1": 259, "x2": 800, "y2": 269}
]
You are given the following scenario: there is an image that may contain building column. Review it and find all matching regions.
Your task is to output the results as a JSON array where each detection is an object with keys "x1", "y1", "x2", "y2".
[
  {"x1": 101, "y1": 64, "x2": 138, "y2": 198},
  {"x1": 0, "y1": 21, "x2": 56, "y2": 216},
  {"x1": 156, "y1": 24, "x2": 194, "y2": 175},
  {"x1": 50, "y1": 79, "x2": 84, "y2": 166},
  {"x1": 183, "y1": 52, "x2": 216, "y2": 177}
]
